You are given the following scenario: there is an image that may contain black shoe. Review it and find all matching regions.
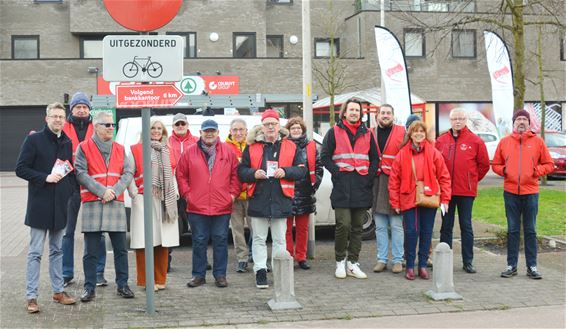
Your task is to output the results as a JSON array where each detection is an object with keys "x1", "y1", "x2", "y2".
[
  {"x1": 266, "y1": 262, "x2": 272, "y2": 273},
  {"x1": 298, "y1": 260, "x2": 311, "y2": 270},
  {"x1": 80, "y1": 289, "x2": 95, "y2": 303},
  {"x1": 527, "y1": 266, "x2": 542, "y2": 280},
  {"x1": 255, "y1": 269, "x2": 268, "y2": 289},
  {"x1": 206, "y1": 263, "x2": 212, "y2": 271},
  {"x1": 215, "y1": 276, "x2": 228, "y2": 288},
  {"x1": 501, "y1": 266, "x2": 517, "y2": 278},
  {"x1": 96, "y1": 273, "x2": 108, "y2": 287},
  {"x1": 236, "y1": 262, "x2": 248, "y2": 273},
  {"x1": 463, "y1": 263, "x2": 476, "y2": 274},
  {"x1": 187, "y1": 277, "x2": 206, "y2": 288},
  {"x1": 63, "y1": 277, "x2": 74, "y2": 288},
  {"x1": 117, "y1": 285, "x2": 135, "y2": 298}
]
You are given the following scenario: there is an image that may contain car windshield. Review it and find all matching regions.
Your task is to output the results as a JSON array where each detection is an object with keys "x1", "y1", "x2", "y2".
[
  {"x1": 478, "y1": 133, "x2": 497, "y2": 143},
  {"x1": 545, "y1": 133, "x2": 566, "y2": 147}
]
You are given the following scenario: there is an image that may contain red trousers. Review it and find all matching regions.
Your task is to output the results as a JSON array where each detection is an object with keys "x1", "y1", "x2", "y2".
[
  {"x1": 286, "y1": 214, "x2": 310, "y2": 262},
  {"x1": 135, "y1": 246, "x2": 168, "y2": 286}
]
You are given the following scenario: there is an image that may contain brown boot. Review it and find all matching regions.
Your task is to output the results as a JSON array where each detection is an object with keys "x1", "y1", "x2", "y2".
[
  {"x1": 373, "y1": 262, "x2": 386, "y2": 273},
  {"x1": 53, "y1": 292, "x2": 76, "y2": 305},
  {"x1": 391, "y1": 262, "x2": 403, "y2": 273},
  {"x1": 27, "y1": 299, "x2": 39, "y2": 313}
]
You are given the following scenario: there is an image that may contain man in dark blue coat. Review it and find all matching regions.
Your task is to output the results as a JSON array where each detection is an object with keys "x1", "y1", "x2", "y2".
[{"x1": 16, "y1": 102, "x2": 77, "y2": 313}]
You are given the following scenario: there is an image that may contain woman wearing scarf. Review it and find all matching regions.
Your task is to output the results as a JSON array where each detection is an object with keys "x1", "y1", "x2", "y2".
[
  {"x1": 284, "y1": 117, "x2": 324, "y2": 270},
  {"x1": 128, "y1": 119, "x2": 179, "y2": 291},
  {"x1": 389, "y1": 121, "x2": 451, "y2": 281}
]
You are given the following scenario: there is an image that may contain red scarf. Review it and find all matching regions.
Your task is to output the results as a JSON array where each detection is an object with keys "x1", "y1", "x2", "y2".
[
  {"x1": 398, "y1": 140, "x2": 439, "y2": 196},
  {"x1": 342, "y1": 119, "x2": 361, "y2": 135}
]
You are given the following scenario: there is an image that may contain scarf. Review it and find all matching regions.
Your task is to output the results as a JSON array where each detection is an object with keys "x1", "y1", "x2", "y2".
[
  {"x1": 342, "y1": 118, "x2": 361, "y2": 136},
  {"x1": 398, "y1": 140, "x2": 439, "y2": 196},
  {"x1": 150, "y1": 140, "x2": 178, "y2": 223},
  {"x1": 200, "y1": 139, "x2": 218, "y2": 174}
]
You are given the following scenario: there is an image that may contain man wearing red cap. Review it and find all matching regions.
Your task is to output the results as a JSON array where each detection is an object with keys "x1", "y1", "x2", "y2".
[
  {"x1": 238, "y1": 109, "x2": 306, "y2": 289},
  {"x1": 492, "y1": 109, "x2": 554, "y2": 280}
]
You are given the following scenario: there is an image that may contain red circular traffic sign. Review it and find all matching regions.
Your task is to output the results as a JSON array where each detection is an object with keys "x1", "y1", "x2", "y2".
[{"x1": 103, "y1": 0, "x2": 182, "y2": 32}]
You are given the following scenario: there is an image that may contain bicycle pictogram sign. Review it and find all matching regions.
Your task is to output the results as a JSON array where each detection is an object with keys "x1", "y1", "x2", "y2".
[{"x1": 122, "y1": 56, "x2": 163, "y2": 78}]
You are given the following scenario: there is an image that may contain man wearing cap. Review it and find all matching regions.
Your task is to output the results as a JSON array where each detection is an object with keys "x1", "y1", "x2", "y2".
[
  {"x1": 492, "y1": 109, "x2": 554, "y2": 280},
  {"x1": 177, "y1": 119, "x2": 241, "y2": 288},
  {"x1": 167, "y1": 113, "x2": 198, "y2": 271},
  {"x1": 61, "y1": 92, "x2": 108, "y2": 287},
  {"x1": 238, "y1": 109, "x2": 306, "y2": 289}
]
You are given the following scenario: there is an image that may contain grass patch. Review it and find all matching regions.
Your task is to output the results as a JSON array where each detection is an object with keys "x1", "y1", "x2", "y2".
[{"x1": 473, "y1": 187, "x2": 566, "y2": 236}]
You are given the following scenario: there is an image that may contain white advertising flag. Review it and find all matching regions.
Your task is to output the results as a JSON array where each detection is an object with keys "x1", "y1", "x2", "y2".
[
  {"x1": 484, "y1": 31, "x2": 514, "y2": 137},
  {"x1": 374, "y1": 26, "x2": 412, "y2": 124}
]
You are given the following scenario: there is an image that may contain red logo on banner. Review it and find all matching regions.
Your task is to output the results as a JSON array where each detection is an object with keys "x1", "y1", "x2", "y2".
[
  {"x1": 202, "y1": 76, "x2": 239, "y2": 94},
  {"x1": 115, "y1": 84, "x2": 183, "y2": 108},
  {"x1": 493, "y1": 66, "x2": 511, "y2": 84},
  {"x1": 386, "y1": 62, "x2": 405, "y2": 82}
]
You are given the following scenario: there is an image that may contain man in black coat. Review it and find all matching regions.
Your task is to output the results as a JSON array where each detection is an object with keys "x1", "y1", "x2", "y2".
[
  {"x1": 321, "y1": 98, "x2": 379, "y2": 280},
  {"x1": 16, "y1": 102, "x2": 77, "y2": 313}
]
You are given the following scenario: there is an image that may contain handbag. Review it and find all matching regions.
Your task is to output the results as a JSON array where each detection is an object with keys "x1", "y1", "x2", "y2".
[{"x1": 412, "y1": 158, "x2": 440, "y2": 208}]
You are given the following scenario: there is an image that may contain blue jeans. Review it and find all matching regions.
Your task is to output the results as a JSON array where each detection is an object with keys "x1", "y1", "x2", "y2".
[
  {"x1": 402, "y1": 207, "x2": 437, "y2": 269},
  {"x1": 504, "y1": 192, "x2": 539, "y2": 268},
  {"x1": 188, "y1": 213, "x2": 230, "y2": 279},
  {"x1": 62, "y1": 191, "x2": 106, "y2": 279},
  {"x1": 440, "y1": 196, "x2": 475, "y2": 266},
  {"x1": 26, "y1": 227, "x2": 64, "y2": 299},
  {"x1": 374, "y1": 213, "x2": 404, "y2": 264},
  {"x1": 83, "y1": 232, "x2": 128, "y2": 291}
]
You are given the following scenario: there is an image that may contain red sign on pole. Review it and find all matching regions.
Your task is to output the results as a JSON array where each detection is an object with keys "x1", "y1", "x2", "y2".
[
  {"x1": 115, "y1": 85, "x2": 183, "y2": 108},
  {"x1": 103, "y1": 0, "x2": 182, "y2": 32}
]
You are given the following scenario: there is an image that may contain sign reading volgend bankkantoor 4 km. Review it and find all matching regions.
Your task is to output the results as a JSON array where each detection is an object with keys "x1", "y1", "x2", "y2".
[
  {"x1": 115, "y1": 85, "x2": 183, "y2": 108},
  {"x1": 103, "y1": 35, "x2": 183, "y2": 82}
]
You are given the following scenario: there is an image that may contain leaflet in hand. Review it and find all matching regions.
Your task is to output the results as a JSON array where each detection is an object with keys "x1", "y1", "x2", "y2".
[
  {"x1": 266, "y1": 161, "x2": 279, "y2": 177},
  {"x1": 51, "y1": 159, "x2": 74, "y2": 177}
]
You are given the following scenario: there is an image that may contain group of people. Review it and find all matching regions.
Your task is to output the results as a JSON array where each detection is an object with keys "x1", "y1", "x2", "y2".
[{"x1": 16, "y1": 93, "x2": 554, "y2": 314}]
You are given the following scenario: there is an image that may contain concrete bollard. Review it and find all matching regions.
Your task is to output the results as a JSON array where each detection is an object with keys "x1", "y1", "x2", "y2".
[
  {"x1": 425, "y1": 242, "x2": 463, "y2": 301},
  {"x1": 267, "y1": 249, "x2": 302, "y2": 310}
]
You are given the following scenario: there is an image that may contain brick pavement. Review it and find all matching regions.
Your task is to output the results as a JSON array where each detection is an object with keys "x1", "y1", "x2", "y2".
[{"x1": 1, "y1": 172, "x2": 565, "y2": 328}]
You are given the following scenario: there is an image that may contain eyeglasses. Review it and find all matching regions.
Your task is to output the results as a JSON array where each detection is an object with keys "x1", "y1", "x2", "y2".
[
  {"x1": 174, "y1": 121, "x2": 187, "y2": 127},
  {"x1": 450, "y1": 118, "x2": 466, "y2": 122},
  {"x1": 262, "y1": 122, "x2": 279, "y2": 128},
  {"x1": 97, "y1": 123, "x2": 116, "y2": 128},
  {"x1": 48, "y1": 115, "x2": 65, "y2": 120}
]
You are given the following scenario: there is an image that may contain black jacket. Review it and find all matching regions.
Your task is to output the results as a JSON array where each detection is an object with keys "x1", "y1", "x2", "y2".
[
  {"x1": 320, "y1": 120, "x2": 379, "y2": 209},
  {"x1": 288, "y1": 135, "x2": 323, "y2": 215},
  {"x1": 15, "y1": 126, "x2": 75, "y2": 230},
  {"x1": 238, "y1": 126, "x2": 306, "y2": 218}
]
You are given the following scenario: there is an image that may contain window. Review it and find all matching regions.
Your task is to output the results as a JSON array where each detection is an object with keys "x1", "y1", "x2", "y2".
[
  {"x1": 80, "y1": 36, "x2": 103, "y2": 59},
  {"x1": 451, "y1": 30, "x2": 476, "y2": 58},
  {"x1": 266, "y1": 35, "x2": 283, "y2": 58},
  {"x1": 426, "y1": 1, "x2": 449, "y2": 11},
  {"x1": 404, "y1": 29, "x2": 425, "y2": 58},
  {"x1": 561, "y1": 38, "x2": 566, "y2": 61},
  {"x1": 167, "y1": 32, "x2": 197, "y2": 58},
  {"x1": 268, "y1": 0, "x2": 292, "y2": 3},
  {"x1": 12, "y1": 35, "x2": 39, "y2": 59},
  {"x1": 315, "y1": 38, "x2": 340, "y2": 58},
  {"x1": 233, "y1": 33, "x2": 257, "y2": 58}
]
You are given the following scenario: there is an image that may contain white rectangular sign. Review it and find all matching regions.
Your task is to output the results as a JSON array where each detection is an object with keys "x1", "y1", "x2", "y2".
[{"x1": 103, "y1": 35, "x2": 183, "y2": 82}]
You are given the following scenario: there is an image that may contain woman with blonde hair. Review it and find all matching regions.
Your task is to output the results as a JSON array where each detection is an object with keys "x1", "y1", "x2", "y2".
[
  {"x1": 128, "y1": 119, "x2": 179, "y2": 291},
  {"x1": 388, "y1": 121, "x2": 451, "y2": 280}
]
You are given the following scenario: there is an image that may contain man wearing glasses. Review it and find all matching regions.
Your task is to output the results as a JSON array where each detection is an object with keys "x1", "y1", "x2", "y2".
[
  {"x1": 16, "y1": 102, "x2": 77, "y2": 313},
  {"x1": 74, "y1": 111, "x2": 135, "y2": 302},
  {"x1": 435, "y1": 108, "x2": 490, "y2": 274}
]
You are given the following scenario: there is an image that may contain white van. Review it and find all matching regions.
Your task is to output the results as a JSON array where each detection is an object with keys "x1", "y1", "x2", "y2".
[{"x1": 115, "y1": 114, "x2": 375, "y2": 240}]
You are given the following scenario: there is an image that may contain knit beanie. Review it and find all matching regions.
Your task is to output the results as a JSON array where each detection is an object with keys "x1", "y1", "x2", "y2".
[
  {"x1": 261, "y1": 109, "x2": 280, "y2": 122},
  {"x1": 512, "y1": 109, "x2": 530, "y2": 123},
  {"x1": 70, "y1": 92, "x2": 92, "y2": 111},
  {"x1": 405, "y1": 114, "x2": 421, "y2": 129}
]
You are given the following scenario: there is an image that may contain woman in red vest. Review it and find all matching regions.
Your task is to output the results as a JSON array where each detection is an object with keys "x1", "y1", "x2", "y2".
[
  {"x1": 284, "y1": 117, "x2": 323, "y2": 270},
  {"x1": 128, "y1": 119, "x2": 179, "y2": 291}
]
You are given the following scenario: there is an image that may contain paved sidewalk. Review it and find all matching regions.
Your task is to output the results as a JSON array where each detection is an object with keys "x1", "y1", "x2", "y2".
[{"x1": 1, "y1": 173, "x2": 565, "y2": 328}]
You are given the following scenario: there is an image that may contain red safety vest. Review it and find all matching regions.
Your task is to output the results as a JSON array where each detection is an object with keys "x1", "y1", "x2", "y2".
[
  {"x1": 130, "y1": 143, "x2": 144, "y2": 194},
  {"x1": 62, "y1": 121, "x2": 94, "y2": 160},
  {"x1": 306, "y1": 141, "x2": 316, "y2": 186},
  {"x1": 79, "y1": 139, "x2": 125, "y2": 203},
  {"x1": 374, "y1": 124, "x2": 405, "y2": 176},
  {"x1": 332, "y1": 126, "x2": 371, "y2": 175},
  {"x1": 247, "y1": 139, "x2": 296, "y2": 198}
]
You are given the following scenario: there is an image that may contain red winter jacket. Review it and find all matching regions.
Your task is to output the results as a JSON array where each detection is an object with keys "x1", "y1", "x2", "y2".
[
  {"x1": 167, "y1": 131, "x2": 198, "y2": 172},
  {"x1": 435, "y1": 126, "x2": 490, "y2": 197},
  {"x1": 389, "y1": 141, "x2": 451, "y2": 212},
  {"x1": 492, "y1": 131, "x2": 554, "y2": 195},
  {"x1": 176, "y1": 140, "x2": 241, "y2": 216}
]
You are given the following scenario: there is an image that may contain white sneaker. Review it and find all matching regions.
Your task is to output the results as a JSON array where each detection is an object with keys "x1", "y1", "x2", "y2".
[
  {"x1": 335, "y1": 259, "x2": 346, "y2": 279},
  {"x1": 347, "y1": 261, "x2": 367, "y2": 279}
]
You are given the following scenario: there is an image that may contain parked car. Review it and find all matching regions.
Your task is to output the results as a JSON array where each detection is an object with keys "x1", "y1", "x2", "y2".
[
  {"x1": 543, "y1": 131, "x2": 566, "y2": 179},
  {"x1": 476, "y1": 131, "x2": 499, "y2": 162},
  {"x1": 115, "y1": 114, "x2": 376, "y2": 240}
]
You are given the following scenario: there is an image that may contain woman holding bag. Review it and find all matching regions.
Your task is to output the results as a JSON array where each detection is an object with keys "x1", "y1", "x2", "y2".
[{"x1": 389, "y1": 121, "x2": 451, "y2": 281}]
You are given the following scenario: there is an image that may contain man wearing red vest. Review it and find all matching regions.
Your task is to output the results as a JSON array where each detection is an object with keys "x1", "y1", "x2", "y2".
[
  {"x1": 61, "y1": 92, "x2": 107, "y2": 288},
  {"x1": 371, "y1": 104, "x2": 406, "y2": 274},
  {"x1": 237, "y1": 109, "x2": 306, "y2": 289},
  {"x1": 321, "y1": 98, "x2": 378, "y2": 280},
  {"x1": 74, "y1": 111, "x2": 134, "y2": 302}
]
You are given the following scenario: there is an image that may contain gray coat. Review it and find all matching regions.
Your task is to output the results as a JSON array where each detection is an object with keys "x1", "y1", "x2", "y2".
[
  {"x1": 372, "y1": 173, "x2": 396, "y2": 215},
  {"x1": 75, "y1": 134, "x2": 134, "y2": 232}
]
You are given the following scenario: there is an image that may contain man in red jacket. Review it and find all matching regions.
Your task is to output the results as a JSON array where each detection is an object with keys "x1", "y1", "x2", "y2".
[
  {"x1": 436, "y1": 108, "x2": 490, "y2": 274},
  {"x1": 492, "y1": 110, "x2": 554, "y2": 280},
  {"x1": 176, "y1": 119, "x2": 241, "y2": 288}
]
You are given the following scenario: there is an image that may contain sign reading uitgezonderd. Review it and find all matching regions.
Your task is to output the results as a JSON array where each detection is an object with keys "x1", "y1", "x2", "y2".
[{"x1": 103, "y1": 35, "x2": 183, "y2": 82}]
